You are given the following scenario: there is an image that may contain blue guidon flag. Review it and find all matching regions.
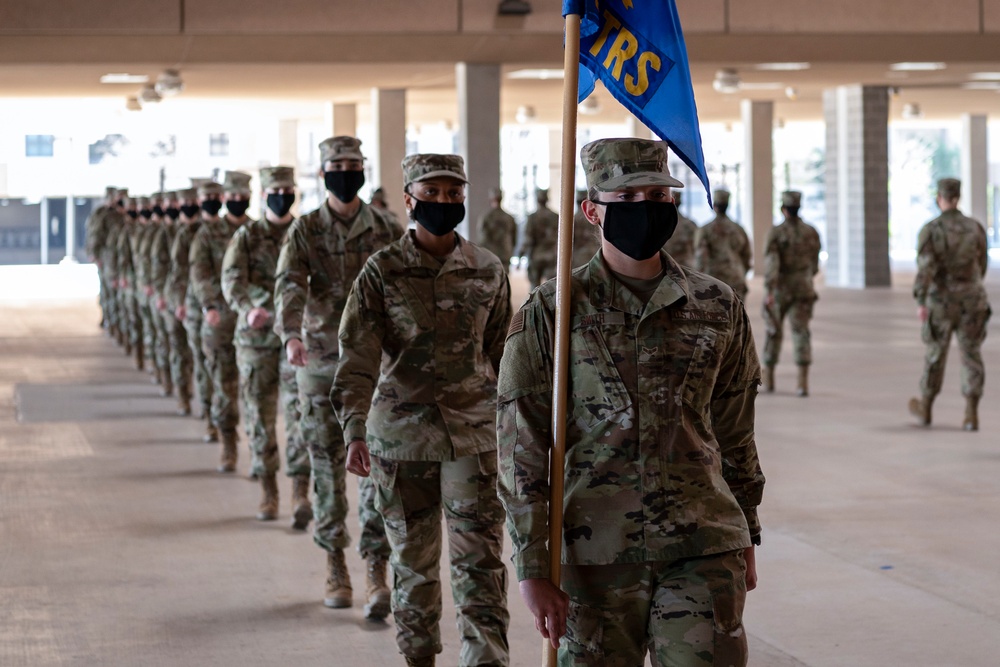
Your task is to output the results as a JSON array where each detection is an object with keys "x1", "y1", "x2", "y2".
[{"x1": 563, "y1": 0, "x2": 712, "y2": 205}]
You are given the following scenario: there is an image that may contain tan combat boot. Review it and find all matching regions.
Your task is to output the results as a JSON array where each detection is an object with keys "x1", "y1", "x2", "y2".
[
  {"x1": 763, "y1": 366, "x2": 775, "y2": 393},
  {"x1": 908, "y1": 396, "x2": 932, "y2": 426},
  {"x1": 291, "y1": 474, "x2": 313, "y2": 531},
  {"x1": 176, "y1": 394, "x2": 192, "y2": 417},
  {"x1": 364, "y1": 556, "x2": 391, "y2": 621},
  {"x1": 256, "y1": 474, "x2": 279, "y2": 521},
  {"x1": 964, "y1": 396, "x2": 980, "y2": 432},
  {"x1": 217, "y1": 431, "x2": 237, "y2": 473},
  {"x1": 203, "y1": 422, "x2": 219, "y2": 443},
  {"x1": 796, "y1": 365, "x2": 809, "y2": 397},
  {"x1": 133, "y1": 342, "x2": 144, "y2": 371},
  {"x1": 404, "y1": 656, "x2": 435, "y2": 667},
  {"x1": 324, "y1": 549, "x2": 353, "y2": 608},
  {"x1": 160, "y1": 374, "x2": 173, "y2": 398}
]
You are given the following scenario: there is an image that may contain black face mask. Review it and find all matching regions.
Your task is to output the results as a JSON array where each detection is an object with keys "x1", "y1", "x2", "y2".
[
  {"x1": 226, "y1": 200, "x2": 250, "y2": 217},
  {"x1": 117, "y1": 199, "x2": 125, "y2": 208},
  {"x1": 201, "y1": 199, "x2": 223, "y2": 216},
  {"x1": 325, "y1": 170, "x2": 366, "y2": 204},
  {"x1": 165, "y1": 207, "x2": 180, "y2": 221},
  {"x1": 411, "y1": 200, "x2": 465, "y2": 236},
  {"x1": 127, "y1": 210, "x2": 138, "y2": 220},
  {"x1": 597, "y1": 200, "x2": 678, "y2": 261},
  {"x1": 139, "y1": 209, "x2": 153, "y2": 220},
  {"x1": 180, "y1": 204, "x2": 200, "y2": 219},
  {"x1": 152, "y1": 205, "x2": 164, "y2": 217},
  {"x1": 266, "y1": 193, "x2": 296, "y2": 218}
]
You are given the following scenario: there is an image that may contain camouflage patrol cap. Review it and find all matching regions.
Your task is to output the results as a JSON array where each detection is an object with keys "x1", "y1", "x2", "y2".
[
  {"x1": 104, "y1": 186, "x2": 117, "y2": 198},
  {"x1": 197, "y1": 181, "x2": 224, "y2": 198},
  {"x1": 581, "y1": 138, "x2": 683, "y2": 192},
  {"x1": 489, "y1": 187, "x2": 503, "y2": 199},
  {"x1": 189, "y1": 177, "x2": 212, "y2": 188},
  {"x1": 401, "y1": 154, "x2": 468, "y2": 186},
  {"x1": 260, "y1": 166, "x2": 296, "y2": 190},
  {"x1": 123, "y1": 196, "x2": 137, "y2": 208},
  {"x1": 223, "y1": 171, "x2": 253, "y2": 196},
  {"x1": 115, "y1": 188, "x2": 129, "y2": 198},
  {"x1": 937, "y1": 178, "x2": 961, "y2": 200},
  {"x1": 781, "y1": 190, "x2": 802, "y2": 208},
  {"x1": 163, "y1": 191, "x2": 179, "y2": 202},
  {"x1": 319, "y1": 136, "x2": 364, "y2": 164},
  {"x1": 136, "y1": 196, "x2": 151, "y2": 208},
  {"x1": 536, "y1": 188, "x2": 549, "y2": 201},
  {"x1": 176, "y1": 187, "x2": 198, "y2": 201},
  {"x1": 713, "y1": 189, "x2": 731, "y2": 206}
]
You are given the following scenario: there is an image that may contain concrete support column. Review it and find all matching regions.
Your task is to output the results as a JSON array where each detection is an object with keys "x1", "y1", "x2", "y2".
[
  {"x1": 63, "y1": 195, "x2": 76, "y2": 264},
  {"x1": 742, "y1": 100, "x2": 774, "y2": 274},
  {"x1": 457, "y1": 63, "x2": 501, "y2": 242},
  {"x1": 372, "y1": 88, "x2": 407, "y2": 219},
  {"x1": 40, "y1": 197, "x2": 49, "y2": 265},
  {"x1": 961, "y1": 114, "x2": 988, "y2": 226},
  {"x1": 324, "y1": 103, "x2": 357, "y2": 138},
  {"x1": 823, "y1": 85, "x2": 891, "y2": 288},
  {"x1": 278, "y1": 119, "x2": 298, "y2": 167}
]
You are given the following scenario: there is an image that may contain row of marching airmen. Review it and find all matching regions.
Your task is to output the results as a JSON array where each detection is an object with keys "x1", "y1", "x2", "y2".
[{"x1": 83, "y1": 131, "x2": 987, "y2": 665}]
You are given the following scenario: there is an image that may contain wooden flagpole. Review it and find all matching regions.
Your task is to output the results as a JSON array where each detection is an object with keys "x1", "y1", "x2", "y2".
[{"x1": 545, "y1": 10, "x2": 581, "y2": 666}]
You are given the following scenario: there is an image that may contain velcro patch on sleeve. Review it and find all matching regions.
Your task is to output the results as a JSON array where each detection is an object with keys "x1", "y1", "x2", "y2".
[{"x1": 506, "y1": 309, "x2": 525, "y2": 339}]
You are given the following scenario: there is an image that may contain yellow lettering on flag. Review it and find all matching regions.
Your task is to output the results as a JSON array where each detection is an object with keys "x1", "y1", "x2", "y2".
[
  {"x1": 622, "y1": 0, "x2": 633, "y2": 8},
  {"x1": 602, "y1": 27, "x2": 638, "y2": 80},
  {"x1": 625, "y1": 51, "x2": 661, "y2": 96},
  {"x1": 588, "y1": 11, "x2": 621, "y2": 57}
]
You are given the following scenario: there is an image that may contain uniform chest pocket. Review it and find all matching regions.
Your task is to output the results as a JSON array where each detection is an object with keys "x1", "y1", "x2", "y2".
[{"x1": 569, "y1": 325, "x2": 632, "y2": 428}]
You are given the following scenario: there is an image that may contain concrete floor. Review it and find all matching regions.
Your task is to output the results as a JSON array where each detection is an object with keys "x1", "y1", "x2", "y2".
[{"x1": 1, "y1": 265, "x2": 998, "y2": 667}]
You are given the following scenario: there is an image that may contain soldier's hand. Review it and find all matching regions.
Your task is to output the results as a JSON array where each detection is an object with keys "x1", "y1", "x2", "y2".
[
  {"x1": 765, "y1": 294, "x2": 775, "y2": 308},
  {"x1": 346, "y1": 440, "x2": 370, "y2": 477},
  {"x1": 247, "y1": 307, "x2": 271, "y2": 330},
  {"x1": 144, "y1": 285, "x2": 154, "y2": 297},
  {"x1": 744, "y1": 546, "x2": 758, "y2": 592},
  {"x1": 205, "y1": 308, "x2": 221, "y2": 328},
  {"x1": 156, "y1": 296, "x2": 167, "y2": 311},
  {"x1": 519, "y1": 578, "x2": 569, "y2": 649},
  {"x1": 917, "y1": 306, "x2": 929, "y2": 323},
  {"x1": 175, "y1": 305, "x2": 187, "y2": 321},
  {"x1": 286, "y1": 338, "x2": 308, "y2": 367}
]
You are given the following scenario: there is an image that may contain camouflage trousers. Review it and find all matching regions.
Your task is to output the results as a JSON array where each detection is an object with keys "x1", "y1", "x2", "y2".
[
  {"x1": 528, "y1": 256, "x2": 556, "y2": 289},
  {"x1": 201, "y1": 323, "x2": 239, "y2": 433},
  {"x1": 298, "y1": 369, "x2": 388, "y2": 559},
  {"x1": 920, "y1": 296, "x2": 991, "y2": 399},
  {"x1": 139, "y1": 297, "x2": 158, "y2": 370},
  {"x1": 762, "y1": 295, "x2": 815, "y2": 367},
  {"x1": 185, "y1": 316, "x2": 212, "y2": 413},
  {"x1": 235, "y1": 346, "x2": 310, "y2": 478},
  {"x1": 101, "y1": 273, "x2": 120, "y2": 334},
  {"x1": 168, "y1": 314, "x2": 192, "y2": 404},
  {"x1": 152, "y1": 304, "x2": 173, "y2": 389},
  {"x1": 370, "y1": 452, "x2": 509, "y2": 665},
  {"x1": 559, "y1": 550, "x2": 748, "y2": 666},
  {"x1": 123, "y1": 291, "x2": 142, "y2": 351}
]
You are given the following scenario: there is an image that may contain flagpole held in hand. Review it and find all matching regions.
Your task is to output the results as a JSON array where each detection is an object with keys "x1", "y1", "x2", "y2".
[{"x1": 545, "y1": 10, "x2": 581, "y2": 667}]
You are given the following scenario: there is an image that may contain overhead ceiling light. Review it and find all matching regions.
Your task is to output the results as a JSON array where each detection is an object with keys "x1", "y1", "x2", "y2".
[
  {"x1": 154, "y1": 69, "x2": 184, "y2": 96},
  {"x1": 138, "y1": 84, "x2": 162, "y2": 105},
  {"x1": 125, "y1": 96, "x2": 142, "y2": 111},
  {"x1": 963, "y1": 81, "x2": 1000, "y2": 90},
  {"x1": 902, "y1": 102, "x2": 923, "y2": 119},
  {"x1": 755, "y1": 62, "x2": 810, "y2": 71},
  {"x1": 508, "y1": 68, "x2": 564, "y2": 80},
  {"x1": 741, "y1": 82, "x2": 785, "y2": 91},
  {"x1": 515, "y1": 105, "x2": 537, "y2": 124},
  {"x1": 712, "y1": 69, "x2": 741, "y2": 94},
  {"x1": 579, "y1": 96, "x2": 601, "y2": 115},
  {"x1": 890, "y1": 62, "x2": 946, "y2": 71},
  {"x1": 498, "y1": 0, "x2": 531, "y2": 15},
  {"x1": 101, "y1": 73, "x2": 149, "y2": 84},
  {"x1": 970, "y1": 72, "x2": 1000, "y2": 80}
]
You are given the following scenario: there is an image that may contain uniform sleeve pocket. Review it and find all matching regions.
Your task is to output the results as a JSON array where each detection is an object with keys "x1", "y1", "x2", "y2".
[
  {"x1": 682, "y1": 325, "x2": 720, "y2": 418},
  {"x1": 563, "y1": 600, "x2": 605, "y2": 655}
]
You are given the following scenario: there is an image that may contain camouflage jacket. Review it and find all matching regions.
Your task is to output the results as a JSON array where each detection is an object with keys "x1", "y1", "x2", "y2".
[
  {"x1": 85, "y1": 204, "x2": 111, "y2": 263},
  {"x1": 695, "y1": 215, "x2": 752, "y2": 295},
  {"x1": 115, "y1": 220, "x2": 139, "y2": 293},
  {"x1": 332, "y1": 231, "x2": 512, "y2": 462},
  {"x1": 136, "y1": 220, "x2": 162, "y2": 295},
  {"x1": 149, "y1": 222, "x2": 179, "y2": 298},
  {"x1": 521, "y1": 207, "x2": 559, "y2": 260},
  {"x1": 190, "y1": 216, "x2": 246, "y2": 341},
  {"x1": 571, "y1": 210, "x2": 601, "y2": 269},
  {"x1": 914, "y1": 209, "x2": 989, "y2": 306},
  {"x1": 496, "y1": 251, "x2": 764, "y2": 580},
  {"x1": 101, "y1": 212, "x2": 125, "y2": 281},
  {"x1": 221, "y1": 218, "x2": 292, "y2": 349},
  {"x1": 763, "y1": 217, "x2": 821, "y2": 300},
  {"x1": 663, "y1": 213, "x2": 697, "y2": 268},
  {"x1": 165, "y1": 220, "x2": 203, "y2": 323},
  {"x1": 477, "y1": 207, "x2": 518, "y2": 268},
  {"x1": 274, "y1": 201, "x2": 402, "y2": 375}
]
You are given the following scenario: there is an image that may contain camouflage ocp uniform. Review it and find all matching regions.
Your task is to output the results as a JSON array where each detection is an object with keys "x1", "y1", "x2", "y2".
[
  {"x1": 695, "y1": 190, "x2": 752, "y2": 300},
  {"x1": 85, "y1": 187, "x2": 116, "y2": 331},
  {"x1": 572, "y1": 192, "x2": 601, "y2": 269},
  {"x1": 497, "y1": 138, "x2": 764, "y2": 666},
  {"x1": 477, "y1": 193, "x2": 518, "y2": 272},
  {"x1": 150, "y1": 198, "x2": 187, "y2": 406},
  {"x1": 116, "y1": 202, "x2": 144, "y2": 369},
  {"x1": 134, "y1": 199, "x2": 160, "y2": 374},
  {"x1": 522, "y1": 192, "x2": 559, "y2": 288},
  {"x1": 912, "y1": 178, "x2": 991, "y2": 429},
  {"x1": 333, "y1": 158, "x2": 512, "y2": 665},
  {"x1": 663, "y1": 193, "x2": 698, "y2": 267},
  {"x1": 762, "y1": 191, "x2": 822, "y2": 369},
  {"x1": 274, "y1": 149, "x2": 400, "y2": 558}
]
